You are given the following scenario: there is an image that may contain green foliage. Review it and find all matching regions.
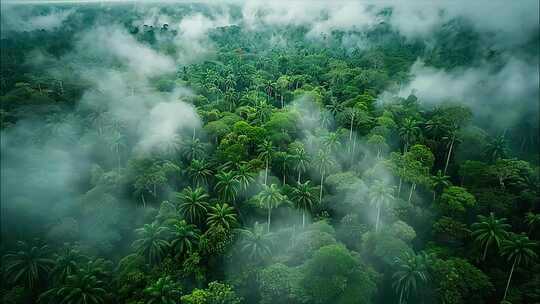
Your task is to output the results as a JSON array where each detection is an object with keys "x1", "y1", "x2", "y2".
[{"x1": 181, "y1": 281, "x2": 242, "y2": 304}]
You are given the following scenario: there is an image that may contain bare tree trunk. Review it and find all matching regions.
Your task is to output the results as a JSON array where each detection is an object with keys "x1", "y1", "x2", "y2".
[
  {"x1": 297, "y1": 170, "x2": 301, "y2": 184},
  {"x1": 267, "y1": 207, "x2": 272, "y2": 232},
  {"x1": 302, "y1": 211, "x2": 305, "y2": 227},
  {"x1": 408, "y1": 183, "x2": 416, "y2": 204},
  {"x1": 348, "y1": 114, "x2": 354, "y2": 154},
  {"x1": 319, "y1": 170, "x2": 325, "y2": 204},
  {"x1": 503, "y1": 259, "x2": 517, "y2": 301},
  {"x1": 141, "y1": 193, "x2": 147, "y2": 208},
  {"x1": 398, "y1": 178, "x2": 402, "y2": 197},
  {"x1": 443, "y1": 135, "x2": 455, "y2": 175},
  {"x1": 264, "y1": 158, "x2": 269, "y2": 185},
  {"x1": 375, "y1": 204, "x2": 381, "y2": 232},
  {"x1": 281, "y1": 94, "x2": 284, "y2": 108}
]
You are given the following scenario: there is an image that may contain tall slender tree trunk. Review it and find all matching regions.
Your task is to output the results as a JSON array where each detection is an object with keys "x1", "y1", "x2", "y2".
[
  {"x1": 264, "y1": 158, "x2": 269, "y2": 185},
  {"x1": 348, "y1": 114, "x2": 354, "y2": 153},
  {"x1": 444, "y1": 135, "x2": 455, "y2": 175},
  {"x1": 399, "y1": 288, "x2": 404, "y2": 304},
  {"x1": 375, "y1": 204, "x2": 381, "y2": 232},
  {"x1": 319, "y1": 170, "x2": 325, "y2": 204},
  {"x1": 302, "y1": 211, "x2": 305, "y2": 227},
  {"x1": 408, "y1": 183, "x2": 416, "y2": 204},
  {"x1": 280, "y1": 94, "x2": 284, "y2": 108},
  {"x1": 141, "y1": 193, "x2": 147, "y2": 208},
  {"x1": 351, "y1": 135, "x2": 357, "y2": 165},
  {"x1": 297, "y1": 170, "x2": 301, "y2": 184},
  {"x1": 482, "y1": 244, "x2": 489, "y2": 261},
  {"x1": 398, "y1": 178, "x2": 402, "y2": 197},
  {"x1": 503, "y1": 259, "x2": 517, "y2": 301},
  {"x1": 267, "y1": 207, "x2": 272, "y2": 232}
]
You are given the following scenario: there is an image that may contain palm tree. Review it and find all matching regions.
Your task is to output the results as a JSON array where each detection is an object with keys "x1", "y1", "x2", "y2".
[
  {"x1": 51, "y1": 246, "x2": 87, "y2": 283},
  {"x1": 176, "y1": 186, "x2": 209, "y2": 225},
  {"x1": 431, "y1": 170, "x2": 450, "y2": 202},
  {"x1": 143, "y1": 276, "x2": 182, "y2": 304},
  {"x1": 441, "y1": 127, "x2": 459, "y2": 175},
  {"x1": 367, "y1": 134, "x2": 387, "y2": 159},
  {"x1": 323, "y1": 132, "x2": 341, "y2": 153},
  {"x1": 325, "y1": 97, "x2": 344, "y2": 116},
  {"x1": 255, "y1": 184, "x2": 286, "y2": 232},
  {"x1": 235, "y1": 162, "x2": 255, "y2": 192},
  {"x1": 132, "y1": 223, "x2": 169, "y2": 265},
  {"x1": 182, "y1": 137, "x2": 206, "y2": 161},
  {"x1": 214, "y1": 170, "x2": 240, "y2": 202},
  {"x1": 254, "y1": 100, "x2": 273, "y2": 124},
  {"x1": 393, "y1": 251, "x2": 430, "y2": 304},
  {"x1": 169, "y1": 220, "x2": 200, "y2": 259},
  {"x1": 237, "y1": 222, "x2": 273, "y2": 263},
  {"x1": 207, "y1": 203, "x2": 238, "y2": 231},
  {"x1": 525, "y1": 212, "x2": 540, "y2": 234},
  {"x1": 39, "y1": 272, "x2": 106, "y2": 304},
  {"x1": 291, "y1": 146, "x2": 310, "y2": 183},
  {"x1": 501, "y1": 233, "x2": 538, "y2": 301},
  {"x1": 257, "y1": 140, "x2": 274, "y2": 185},
  {"x1": 3, "y1": 241, "x2": 54, "y2": 289},
  {"x1": 187, "y1": 159, "x2": 212, "y2": 187},
  {"x1": 106, "y1": 130, "x2": 126, "y2": 172},
  {"x1": 368, "y1": 180, "x2": 394, "y2": 232},
  {"x1": 291, "y1": 181, "x2": 317, "y2": 227},
  {"x1": 484, "y1": 135, "x2": 508, "y2": 162},
  {"x1": 471, "y1": 213, "x2": 511, "y2": 261},
  {"x1": 399, "y1": 118, "x2": 420, "y2": 153},
  {"x1": 315, "y1": 149, "x2": 335, "y2": 204}
]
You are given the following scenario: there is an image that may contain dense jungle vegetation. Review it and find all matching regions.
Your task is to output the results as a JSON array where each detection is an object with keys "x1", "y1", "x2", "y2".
[{"x1": 1, "y1": 1, "x2": 539, "y2": 304}]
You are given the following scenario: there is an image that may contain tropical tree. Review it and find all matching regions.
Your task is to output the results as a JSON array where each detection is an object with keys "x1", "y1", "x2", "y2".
[
  {"x1": 143, "y1": 276, "x2": 182, "y2": 304},
  {"x1": 169, "y1": 220, "x2": 200, "y2": 259},
  {"x1": 39, "y1": 272, "x2": 106, "y2": 304},
  {"x1": 367, "y1": 134, "x2": 387, "y2": 159},
  {"x1": 255, "y1": 184, "x2": 287, "y2": 232},
  {"x1": 237, "y1": 222, "x2": 273, "y2": 263},
  {"x1": 315, "y1": 149, "x2": 335, "y2": 204},
  {"x1": 207, "y1": 203, "x2": 238, "y2": 231},
  {"x1": 325, "y1": 97, "x2": 344, "y2": 116},
  {"x1": 291, "y1": 145, "x2": 310, "y2": 183},
  {"x1": 106, "y1": 130, "x2": 126, "y2": 171},
  {"x1": 471, "y1": 213, "x2": 511, "y2": 261},
  {"x1": 484, "y1": 135, "x2": 508, "y2": 162},
  {"x1": 431, "y1": 170, "x2": 451, "y2": 202},
  {"x1": 257, "y1": 140, "x2": 274, "y2": 185},
  {"x1": 398, "y1": 118, "x2": 420, "y2": 153},
  {"x1": 323, "y1": 132, "x2": 341, "y2": 153},
  {"x1": 368, "y1": 180, "x2": 394, "y2": 232},
  {"x1": 187, "y1": 159, "x2": 212, "y2": 187},
  {"x1": 214, "y1": 170, "x2": 240, "y2": 202},
  {"x1": 291, "y1": 181, "x2": 318, "y2": 227},
  {"x1": 182, "y1": 137, "x2": 206, "y2": 161},
  {"x1": 3, "y1": 241, "x2": 54, "y2": 289},
  {"x1": 132, "y1": 223, "x2": 169, "y2": 265},
  {"x1": 176, "y1": 186, "x2": 210, "y2": 226},
  {"x1": 235, "y1": 162, "x2": 255, "y2": 192},
  {"x1": 51, "y1": 246, "x2": 87, "y2": 283},
  {"x1": 501, "y1": 233, "x2": 538, "y2": 301},
  {"x1": 525, "y1": 212, "x2": 540, "y2": 234},
  {"x1": 393, "y1": 251, "x2": 430, "y2": 304}
]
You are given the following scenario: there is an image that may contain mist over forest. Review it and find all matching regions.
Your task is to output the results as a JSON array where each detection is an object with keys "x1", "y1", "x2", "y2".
[{"x1": 1, "y1": 1, "x2": 539, "y2": 304}]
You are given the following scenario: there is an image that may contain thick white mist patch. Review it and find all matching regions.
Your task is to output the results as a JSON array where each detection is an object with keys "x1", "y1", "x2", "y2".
[
  {"x1": 136, "y1": 100, "x2": 201, "y2": 153},
  {"x1": 400, "y1": 59, "x2": 539, "y2": 128}
]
